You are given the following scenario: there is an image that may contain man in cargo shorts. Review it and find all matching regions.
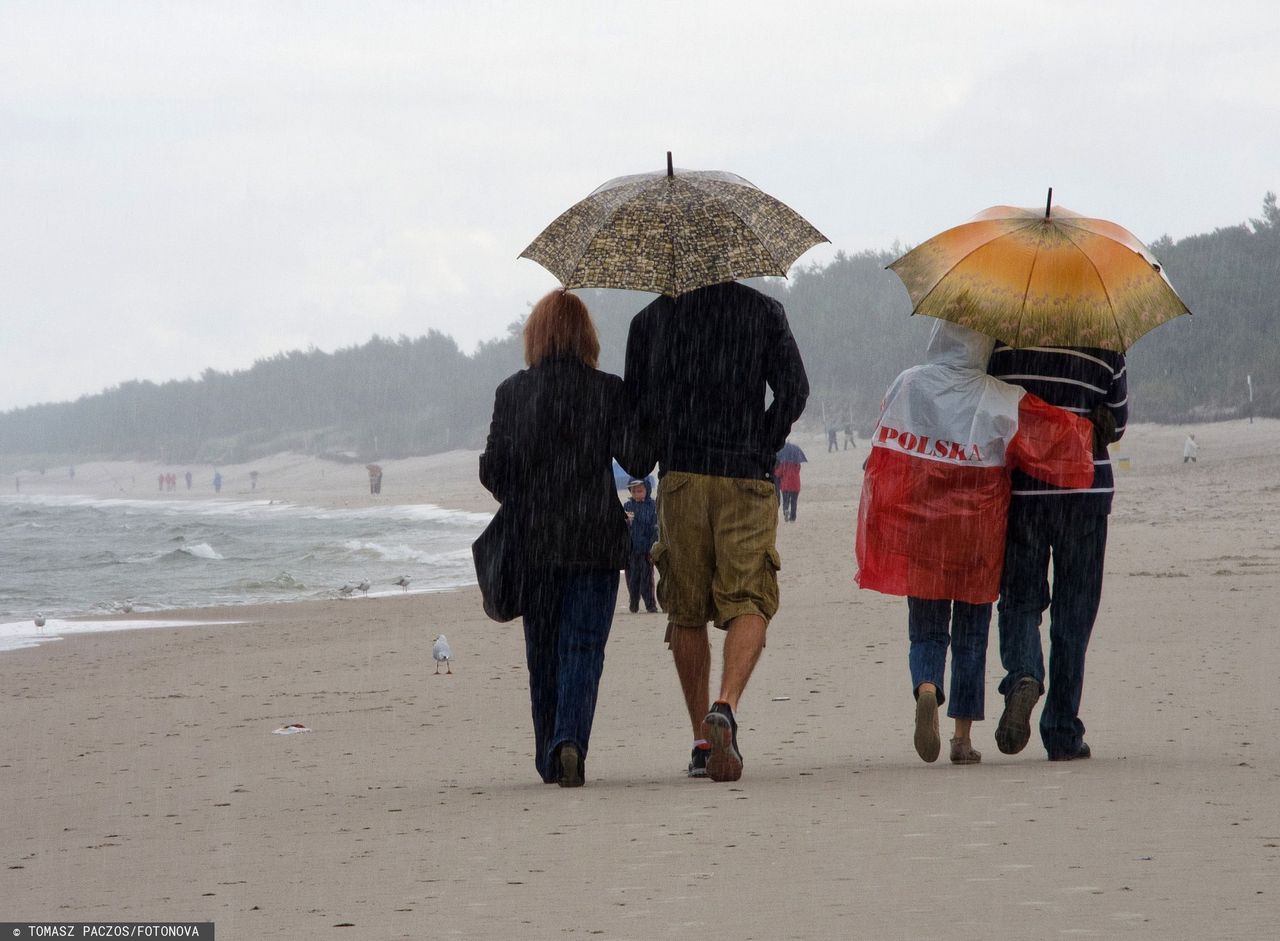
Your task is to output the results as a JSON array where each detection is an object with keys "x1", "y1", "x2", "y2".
[{"x1": 625, "y1": 280, "x2": 809, "y2": 782}]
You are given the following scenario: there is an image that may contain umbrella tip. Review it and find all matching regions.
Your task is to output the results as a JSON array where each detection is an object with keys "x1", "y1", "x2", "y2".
[
  {"x1": 667, "y1": 151, "x2": 673, "y2": 178},
  {"x1": 1045, "y1": 186, "x2": 1053, "y2": 219}
]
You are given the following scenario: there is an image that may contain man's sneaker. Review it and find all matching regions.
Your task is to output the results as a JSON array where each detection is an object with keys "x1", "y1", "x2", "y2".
[
  {"x1": 1048, "y1": 741, "x2": 1092, "y2": 762},
  {"x1": 557, "y1": 742, "x2": 584, "y2": 787},
  {"x1": 914, "y1": 688, "x2": 941, "y2": 763},
  {"x1": 687, "y1": 741, "x2": 711, "y2": 778},
  {"x1": 995, "y1": 677, "x2": 1041, "y2": 755},
  {"x1": 701, "y1": 702, "x2": 743, "y2": 782}
]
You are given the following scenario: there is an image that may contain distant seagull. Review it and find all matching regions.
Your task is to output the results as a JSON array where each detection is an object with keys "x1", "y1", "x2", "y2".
[
  {"x1": 432, "y1": 634, "x2": 452, "y2": 675},
  {"x1": 393, "y1": 575, "x2": 412, "y2": 591},
  {"x1": 337, "y1": 583, "x2": 355, "y2": 598},
  {"x1": 34, "y1": 612, "x2": 46, "y2": 629},
  {"x1": 356, "y1": 579, "x2": 371, "y2": 597}
]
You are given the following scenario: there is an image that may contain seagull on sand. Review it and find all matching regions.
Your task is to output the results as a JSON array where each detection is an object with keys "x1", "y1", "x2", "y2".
[
  {"x1": 356, "y1": 579, "x2": 371, "y2": 597},
  {"x1": 393, "y1": 575, "x2": 411, "y2": 591},
  {"x1": 337, "y1": 583, "x2": 355, "y2": 598},
  {"x1": 34, "y1": 612, "x2": 46, "y2": 629},
  {"x1": 432, "y1": 634, "x2": 452, "y2": 675}
]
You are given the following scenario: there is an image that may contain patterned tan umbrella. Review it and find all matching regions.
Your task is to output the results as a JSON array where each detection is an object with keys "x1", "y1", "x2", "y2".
[
  {"x1": 888, "y1": 191, "x2": 1190, "y2": 351},
  {"x1": 520, "y1": 153, "x2": 827, "y2": 297}
]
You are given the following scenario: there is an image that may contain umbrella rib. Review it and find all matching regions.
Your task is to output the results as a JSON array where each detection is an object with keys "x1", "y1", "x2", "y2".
[
  {"x1": 1054, "y1": 225, "x2": 1126, "y2": 349},
  {"x1": 1014, "y1": 224, "x2": 1055, "y2": 345}
]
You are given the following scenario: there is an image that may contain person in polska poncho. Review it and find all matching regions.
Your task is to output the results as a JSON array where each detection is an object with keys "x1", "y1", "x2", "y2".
[{"x1": 855, "y1": 321, "x2": 1095, "y2": 765}]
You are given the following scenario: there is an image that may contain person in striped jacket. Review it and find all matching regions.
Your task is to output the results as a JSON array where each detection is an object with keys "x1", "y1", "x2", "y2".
[{"x1": 987, "y1": 343, "x2": 1127, "y2": 762}]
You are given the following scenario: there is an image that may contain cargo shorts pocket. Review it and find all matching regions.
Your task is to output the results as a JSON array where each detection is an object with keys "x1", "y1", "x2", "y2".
[
  {"x1": 758, "y1": 546, "x2": 782, "y2": 622},
  {"x1": 734, "y1": 477, "x2": 778, "y2": 500}
]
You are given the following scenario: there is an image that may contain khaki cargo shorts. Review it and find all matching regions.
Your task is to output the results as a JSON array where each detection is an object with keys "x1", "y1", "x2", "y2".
[{"x1": 650, "y1": 470, "x2": 782, "y2": 632}]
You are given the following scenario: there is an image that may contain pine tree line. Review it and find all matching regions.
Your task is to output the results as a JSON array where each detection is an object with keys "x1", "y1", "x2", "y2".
[{"x1": 1, "y1": 195, "x2": 1275, "y2": 463}]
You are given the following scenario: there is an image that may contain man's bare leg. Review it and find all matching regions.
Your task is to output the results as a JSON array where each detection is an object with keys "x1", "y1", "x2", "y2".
[
  {"x1": 669, "y1": 623, "x2": 711, "y2": 739},
  {"x1": 716, "y1": 613, "x2": 766, "y2": 711}
]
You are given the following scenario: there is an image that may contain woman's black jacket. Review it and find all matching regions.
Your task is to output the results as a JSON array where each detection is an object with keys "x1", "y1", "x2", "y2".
[{"x1": 479, "y1": 355, "x2": 653, "y2": 570}]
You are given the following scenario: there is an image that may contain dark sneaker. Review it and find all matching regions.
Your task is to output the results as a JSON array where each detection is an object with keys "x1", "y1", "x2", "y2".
[
  {"x1": 687, "y1": 743, "x2": 711, "y2": 778},
  {"x1": 557, "y1": 743, "x2": 584, "y2": 787},
  {"x1": 701, "y1": 703, "x2": 743, "y2": 782},
  {"x1": 995, "y1": 677, "x2": 1041, "y2": 755},
  {"x1": 914, "y1": 688, "x2": 941, "y2": 763},
  {"x1": 1048, "y1": 741, "x2": 1092, "y2": 762}
]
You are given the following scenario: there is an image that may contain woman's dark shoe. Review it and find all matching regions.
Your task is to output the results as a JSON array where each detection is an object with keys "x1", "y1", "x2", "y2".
[{"x1": 557, "y1": 743, "x2": 585, "y2": 787}]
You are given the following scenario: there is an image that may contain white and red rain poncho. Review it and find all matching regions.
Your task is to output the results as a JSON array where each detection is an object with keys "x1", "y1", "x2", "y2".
[{"x1": 855, "y1": 321, "x2": 1095, "y2": 604}]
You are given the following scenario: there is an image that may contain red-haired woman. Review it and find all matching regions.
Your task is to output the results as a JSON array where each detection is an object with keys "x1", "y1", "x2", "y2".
[{"x1": 480, "y1": 289, "x2": 651, "y2": 786}]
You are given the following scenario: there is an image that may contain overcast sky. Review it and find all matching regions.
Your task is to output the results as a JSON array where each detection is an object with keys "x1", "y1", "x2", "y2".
[{"x1": 2, "y1": 1, "x2": 1276, "y2": 412}]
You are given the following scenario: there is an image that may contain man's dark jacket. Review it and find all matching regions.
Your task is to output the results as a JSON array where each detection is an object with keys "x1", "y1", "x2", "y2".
[{"x1": 624, "y1": 281, "x2": 809, "y2": 480}]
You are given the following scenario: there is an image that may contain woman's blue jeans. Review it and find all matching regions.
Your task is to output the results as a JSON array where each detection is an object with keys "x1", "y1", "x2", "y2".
[
  {"x1": 522, "y1": 567, "x2": 619, "y2": 782},
  {"x1": 907, "y1": 597, "x2": 991, "y2": 721}
]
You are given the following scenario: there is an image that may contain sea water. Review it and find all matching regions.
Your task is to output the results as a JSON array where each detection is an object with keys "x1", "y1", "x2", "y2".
[{"x1": 0, "y1": 493, "x2": 491, "y2": 626}]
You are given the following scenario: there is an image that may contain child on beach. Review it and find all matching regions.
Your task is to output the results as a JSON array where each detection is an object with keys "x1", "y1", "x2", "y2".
[{"x1": 855, "y1": 321, "x2": 1095, "y2": 764}]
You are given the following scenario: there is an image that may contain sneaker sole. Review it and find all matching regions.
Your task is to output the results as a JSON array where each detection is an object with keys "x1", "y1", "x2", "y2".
[
  {"x1": 702, "y1": 713, "x2": 743, "y2": 782},
  {"x1": 995, "y1": 680, "x2": 1039, "y2": 755},
  {"x1": 914, "y1": 691, "x2": 940, "y2": 763}
]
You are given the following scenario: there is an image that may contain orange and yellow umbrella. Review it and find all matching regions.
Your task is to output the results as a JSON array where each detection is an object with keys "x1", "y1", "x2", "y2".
[{"x1": 888, "y1": 193, "x2": 1190, "y2": 351}]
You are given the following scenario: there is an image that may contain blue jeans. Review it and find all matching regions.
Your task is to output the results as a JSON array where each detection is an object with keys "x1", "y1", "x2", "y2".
[
  {"x1": 907, "y1": 597, "x2": 991, "y2": 720},
  {"x1": 522, "y1": 568, "x2": 619, "y2": 782},
  {"x1": 997, "y1": 500, "x2": 1108, "y2": 755}
]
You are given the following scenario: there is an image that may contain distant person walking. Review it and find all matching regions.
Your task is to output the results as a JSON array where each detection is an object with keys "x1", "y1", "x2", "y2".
[
  {"x1": 622, "y1": 479, "x2": 658, "y2": 614},
  {"x1": 250, "y1": 470, "x2": 259, "y2": 490},
  {"x1": 480, "y1": 289, "x2": 649, "y2": 787},
  {"x1": 626, "y1": 279, "x2": 808, "y2": 781},
  {"x1": 1183, "y1": 434, "x2": 1198, "y2": 464},
  {"x1": 856, "y1": 321, "x2": 1094, "y2": 765},
  {"x1": 827, "y1": 425, "x2": 839, "y2": 452},
  {"x1": 367, "y1": 464, "x2": 383, "y2": 495},
  {"x1": 843, "y1": 423, "x2": 857, "y2": 450},
  {"x1": 184, "y1": 471, "x2": 192, "y2": 490},
  {"x1": 775, "y1": 456, "x2": 802, "y2": 522},
  {"x1": 213, "y1": 471, "x2": 222, "y2": 494}
]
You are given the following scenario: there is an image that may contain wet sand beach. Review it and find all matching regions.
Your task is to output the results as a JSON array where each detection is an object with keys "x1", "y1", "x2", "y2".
[{"x1": 3, "y1": 420, "x2": 1279, "y2": 938}]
